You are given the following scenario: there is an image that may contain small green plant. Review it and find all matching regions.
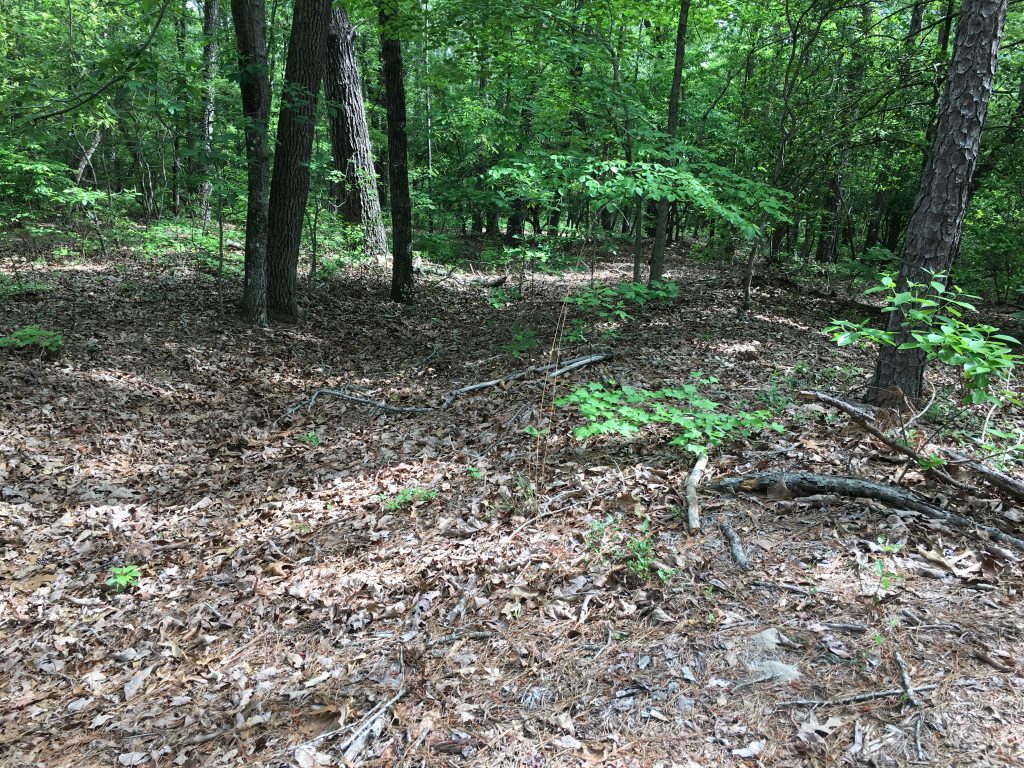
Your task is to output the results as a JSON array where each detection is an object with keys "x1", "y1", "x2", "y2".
[
  {"x1": 616, "y1": 516, "x2": 656, "y2": 580},
  {"x1": 560, "y1": 320, "x2": 587, "y2": 345},
  {"x1": 0, "y1": 325, "x2": 64, "y2": 354},
  {"x1": 871, "y1": 537, "x2": 905, "y2": 597},
  {"x1": 523, "y1": 425, "x2": 551, "y2": 438},
  {"x1": 587, "y1": 514, "x2": 619, "y2": 550},
  {"x1": 587, "y1": 514, "x2": 670, "y2": 583},
  {"x1": 825, "y1": 274, "x2": 1021, "y2": 403},
  {"x1": 297, "y1": 430, "x2": 320, "y2": 447},
  {"x1": 0, "y1": 276, "x2": 48, "y2": 298},
  {"x1": 917, "y1": 454, "x2": 948, "y2": 471},
  {"x1": 378, "y1": 487, "x2": 438, "y2": 511},
  {"x1": 488, "y1": 285, "x2": 522, "y2": 308},
  {"x1": 107, "y1": 565, "x2": 141, "y2": 592},
  {"x1": 556, "y1": 373, "x2": 783, "y2": 454},
  {"x1": 505, "y1": 322, "x2": 538, "y2": 358},
  {"x1": 465, "y1": 465, "x2": 484, "y2": 479}
]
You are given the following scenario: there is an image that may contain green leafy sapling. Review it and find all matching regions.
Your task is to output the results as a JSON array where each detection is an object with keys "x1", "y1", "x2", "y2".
[
  {"x1": 107, "y1": 565, "x2": 141, "y2": 592},
  {"x1": 826, "y1": 274, "x2": 1020, "y2": 404}
]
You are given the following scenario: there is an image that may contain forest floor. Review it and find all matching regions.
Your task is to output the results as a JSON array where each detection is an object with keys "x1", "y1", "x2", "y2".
[{"x1": 2, "y1": 235, "x2": 1024, "y2": 768}]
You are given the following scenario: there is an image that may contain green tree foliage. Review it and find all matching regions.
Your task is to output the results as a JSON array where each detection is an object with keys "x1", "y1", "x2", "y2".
[{"x1": 0, "y1": 0, "x2": 1021, "y2": 314}]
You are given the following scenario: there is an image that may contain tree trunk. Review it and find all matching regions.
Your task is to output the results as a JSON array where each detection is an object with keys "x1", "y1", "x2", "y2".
[
  {"x1": 379, "y1": 0, "x2": 414, "y2": 303},
  {"x1": 198, "y1": 0, "x2": 219, "y2": 229},
  {"x1": 870, "y1": 0, "x2": 1009, "y2": 407},
  {"x1": 325, "y1": 6, "x2": 388, "y2": 262},
  {"x1": 230, "y1": 0, "x2": 271, "y2": 327},
  {"x1": 266, "y1": 0, "x2": 331, "y2": 320},
  {"x1": 649, "y1": 0, "x2": 690, "y2": 284}
]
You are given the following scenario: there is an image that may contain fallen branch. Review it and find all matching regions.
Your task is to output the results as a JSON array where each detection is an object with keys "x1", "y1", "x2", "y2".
[
  {"x1": 288, "y1": 353, "x2": 611, "y2": 418},
  {"x1": 779, "y1": 684, "x2": 938, "y2": 709},
  {"x1": 287, "y1": 389, "x2": 434, "y2": 418},
  {"x1": 720, "y1": 520, "x2": 751, "y2": 571},
  {"x1": 439, "y1": 353, "x2": 610, "y2": 408},
  {"x1": 942, "y1": 450, "x2": 1024, "y2": 503},
  {"x1": 292, "y1": 686, "x2": 406, "y2": 757},
  {"x1": 711, "y1": 471, "x2": 1024, "y2": 552},
  {"x1": 797, "y1": 391, "x2": 966, "y2": 490},
  {"x1": 685, "y1": 454, "x2": 709, "y2": 532}
]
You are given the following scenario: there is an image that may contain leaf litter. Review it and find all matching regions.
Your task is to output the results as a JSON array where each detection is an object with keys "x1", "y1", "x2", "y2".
[{"x1": 1, "y1": 253, "x2": 1023, "y2": 767}]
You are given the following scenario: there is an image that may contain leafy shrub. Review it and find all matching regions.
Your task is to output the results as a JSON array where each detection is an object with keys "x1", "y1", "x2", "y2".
[
  {"x1": 0, "y1": 325, "x2": 64, "y2": 354},
  {"x1": 834, "y1": 246, "x2": 898, "y2": 285},
  {"x1": 556, "y1": 374, "x2": 783, "y2": 454},
  {"x1": 413, "y1": 231, "x2": 459, "y2": 265},
  {"x1": 562, "y1": 280, "x2": 679, "y2": 338},
  {"x1": 825, "y1": 274, "x2": 1020, "y2": 403}
]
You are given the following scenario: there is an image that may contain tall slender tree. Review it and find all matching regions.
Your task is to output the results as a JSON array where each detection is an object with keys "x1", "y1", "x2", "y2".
[
  {"x1": 266, "y1": 0, "x2": 331, "y2": 320},
  {"x1": 379, "y1": 0, "x2": 414, "y2": 303},
  {"x1": 869, "y1": 0, "x2": 1010, "y2": 406},
  {"x1": 198, "y1": 0, "x2": 219, "y2": 228},
  {"x1": 229, "y1": 0, "x2": 271, "y2": 327},
  {"x1": 325, "y1": 6, "x2": 388, "y2": 263},
  {"x1": 648, "y1": 0, "x2": 690, "y2": 284}
]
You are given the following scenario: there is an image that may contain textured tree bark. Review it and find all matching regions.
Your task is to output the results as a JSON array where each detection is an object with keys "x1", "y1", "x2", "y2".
[
  {"x1": 230, "y1": 0, "x2": 271, "y2": 327},
  {"x1": 198, "y1": 0, "x2": 219, "y2": 229},
  {"x1": 870, "y1": 0, "x2": 1009, "y2": 407},
  {"x1": 266, "y1": 0, "x2": 330, "y2": 320},
  {"x1": 649, "y1": 0, "x2": 690, "y2": 284},
  {"x1": 379, "y1": 1, "x2": 414, "y2": 303},
  {"x1": 325, "y1": 7, "x2": 388, "y2": 263}
]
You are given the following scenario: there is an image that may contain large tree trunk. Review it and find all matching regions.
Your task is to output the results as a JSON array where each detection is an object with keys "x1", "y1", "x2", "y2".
[
  {"x1": 869, "y1": 0, "x2": 1009, "y2": 407},
  {"x1": 198, "y1": 0, "x2": 219, "y2": 229},
  {"x1": 325, "y1": 7, "x2": 388, "y2": 263},
  {"x1": 266, "y1": 0, "x2": 331, "y2": 320},
  {"x1": 649, "y1": 0, "x2": 690, "y2": 284},
  {"x1": 379, "y1": 0, "x2": 414, "y2": 303},
  {"x1": 230, "y1": 0, "x2": 271, "y2": 327}
]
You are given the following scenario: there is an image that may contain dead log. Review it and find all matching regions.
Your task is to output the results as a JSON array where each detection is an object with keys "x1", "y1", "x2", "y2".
[{"x1": 711, "y1": 471, "x2": 1024, "y2": 552}]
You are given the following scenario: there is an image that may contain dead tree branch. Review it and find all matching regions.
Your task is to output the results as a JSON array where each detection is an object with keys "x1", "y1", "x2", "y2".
[
  {"x1": 797, "y1": 390, "x2": 966, "y2": 490},
  {"x1": 288, "y1": 353, "x2": 611, "y2": 417},
  {"x1": 711, "y1": 471, "x2": 1024, "y2": 552},
  {"x1": 720, "y1": 520, "x2": 751, "y2": 571}
]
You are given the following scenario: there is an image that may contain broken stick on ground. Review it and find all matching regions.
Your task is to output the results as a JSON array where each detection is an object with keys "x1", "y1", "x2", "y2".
[{"x1": 685, "y1": 453, "x2": 709, "y2": 532}]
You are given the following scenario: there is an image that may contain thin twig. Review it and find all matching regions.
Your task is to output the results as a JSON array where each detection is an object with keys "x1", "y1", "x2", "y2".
[
  {"x1": 797, "y1": 391, "x2": 966, "y2": 490},
  {"x1": 895, "y1": 651, "x2": 922, "y2": 708},
  {"x1": 289, "y1": 353, "x2": 611, "y2": 419},
  {"x1": 685, "y1": 454, "x2": 710, "y2": 532},
  {"x1": 779, "y1": 684, "x2": 938, "y2": 708}
]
